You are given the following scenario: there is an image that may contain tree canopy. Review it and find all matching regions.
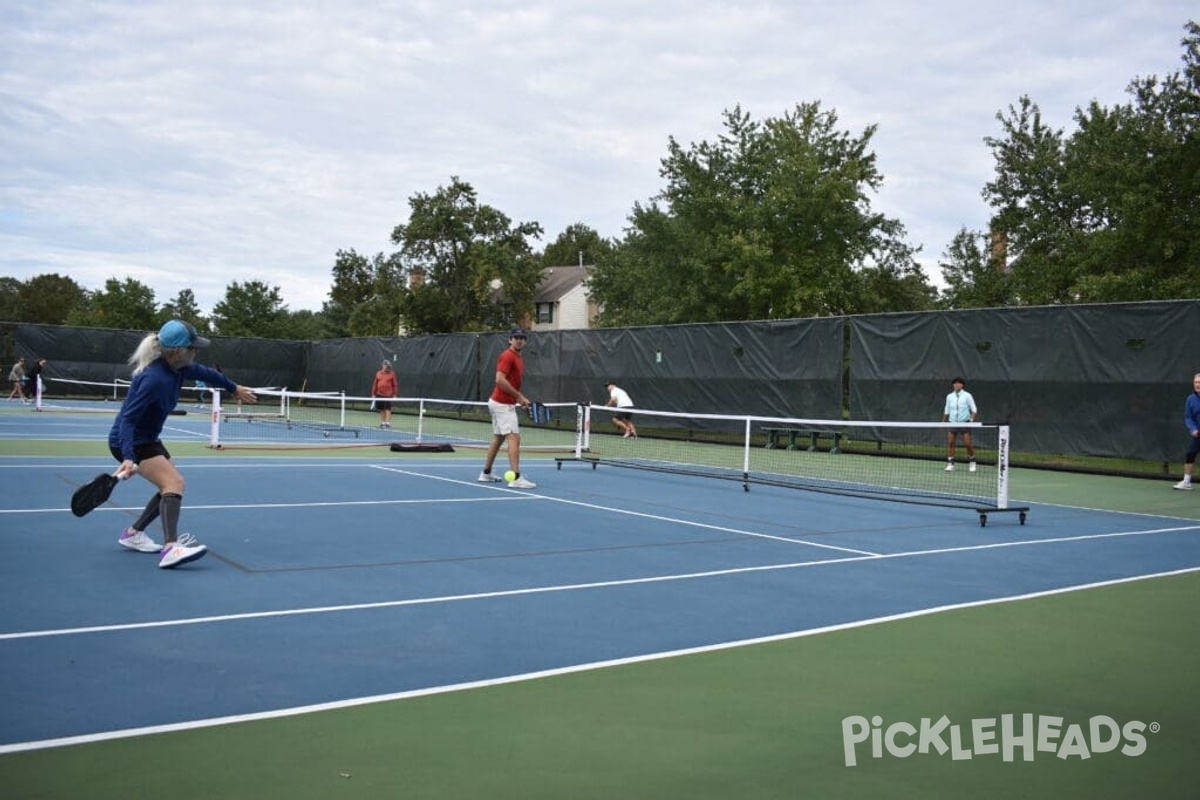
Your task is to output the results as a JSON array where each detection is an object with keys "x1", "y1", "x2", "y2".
[
  {"x1": 585, "y1": 104, "x2": 936, "y2": 325},
  {"x1": 390, "y1": 177, "x2": 544, "y2": 334},
  {"x1": 542, "y1": 223, "x2": 615, "y2": 267},
  {"x1": 942, "y1": 20, "x2": 1200, "y2": 307},
  {"x1": 66, "y1": 277, "x2": 159, "y2": 331}
]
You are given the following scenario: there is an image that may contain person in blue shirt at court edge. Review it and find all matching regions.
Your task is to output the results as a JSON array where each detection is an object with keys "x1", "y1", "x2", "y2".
[
  {"x1": 942, "y1": 376, "x2": 978, "y2": 472},
  {"x1": 1173, "y1": 372, "x2": 1200, "y2": 490},
  {"x1": 108, "y1": 320, "x2": 257, "y2": 568}
]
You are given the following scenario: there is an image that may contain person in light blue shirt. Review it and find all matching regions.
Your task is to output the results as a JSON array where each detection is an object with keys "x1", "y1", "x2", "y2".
[
  {"x1": 942, "y1": 376, "x2": 978, "y2": 472},
  {"x1": 1174, "y1": 372, "x2": 1200, "y2": 490}
]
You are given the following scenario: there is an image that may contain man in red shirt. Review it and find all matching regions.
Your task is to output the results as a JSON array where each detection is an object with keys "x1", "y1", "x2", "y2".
[
  {"x1": 479, "y1": 328, "x2": 535, "y2": 488},
  {"x1": 371, "y1": 360, "x2": 399, "y2": 429}
]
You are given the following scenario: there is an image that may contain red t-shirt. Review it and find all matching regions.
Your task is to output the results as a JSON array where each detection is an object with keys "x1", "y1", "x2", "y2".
[
  {"x1": 489, "y1": 348, "x2": 523, "y2": 404},
  {"x1": 372, "y1": 369, "x2": 398, "y2": 397}
]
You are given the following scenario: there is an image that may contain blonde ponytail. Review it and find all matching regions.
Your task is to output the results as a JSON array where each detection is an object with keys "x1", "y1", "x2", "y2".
[{"x1": 128, "y1": 333, "x2": 162, "y2": 375}]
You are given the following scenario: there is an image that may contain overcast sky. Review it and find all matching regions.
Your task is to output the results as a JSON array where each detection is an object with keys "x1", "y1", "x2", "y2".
[{"x1": 2, "y1": 1, "x2": 1194, "y2": 314}]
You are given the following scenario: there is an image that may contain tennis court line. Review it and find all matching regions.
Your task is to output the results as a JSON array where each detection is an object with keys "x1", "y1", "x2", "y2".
[
  {"x1": 4, "y1": 521, "x2": 1197, "y2": 644},
  {"x1": 0, "y1": 496, "x2": 536, "y2": 515},
  {"x1": 369, "y1": 464, "x2": 884, "y2": 557},
  {"x1": 4, "y1": 563, "x2": 1197, "y2": 755}
]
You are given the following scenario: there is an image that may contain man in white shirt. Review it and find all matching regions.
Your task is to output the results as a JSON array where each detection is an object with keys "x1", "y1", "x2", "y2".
[
  {"x1": 942, "y1": 376, "x2": 978, "y2": 472},
  {"x1": 605, "y1": 382, "x2": 638, "y2": 439}
]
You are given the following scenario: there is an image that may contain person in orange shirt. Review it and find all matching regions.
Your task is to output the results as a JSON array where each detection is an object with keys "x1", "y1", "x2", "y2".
[{"x1": 371, "y1": 360, "x2": 399, "y2": 429}]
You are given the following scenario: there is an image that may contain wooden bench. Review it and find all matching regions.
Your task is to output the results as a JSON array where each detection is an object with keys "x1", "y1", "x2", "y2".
[{"x1": 761, "y1": 427, "x2": 842, "y2": 454}]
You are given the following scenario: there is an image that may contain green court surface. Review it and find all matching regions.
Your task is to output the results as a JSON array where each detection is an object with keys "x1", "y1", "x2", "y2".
[
  {"x1": 2, "y1": 570, "x2": 1196, "y2": 799},
  {"x1": 1, "y1": 437, "x2": 1197, "y2": 799}
]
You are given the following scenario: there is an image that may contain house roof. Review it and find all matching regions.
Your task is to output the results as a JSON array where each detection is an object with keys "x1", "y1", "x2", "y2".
[{"x1": 535, "y1": 265, "x2": 590, "y2": 302}]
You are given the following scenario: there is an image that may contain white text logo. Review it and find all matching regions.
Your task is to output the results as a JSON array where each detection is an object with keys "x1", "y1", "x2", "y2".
[{"x1": 841, "y1": 714, "x2": 1157, "y2": 767}]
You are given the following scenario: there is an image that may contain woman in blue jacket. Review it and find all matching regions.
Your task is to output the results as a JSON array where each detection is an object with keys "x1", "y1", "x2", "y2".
[
  {"x1": 1174, "y1": 373, "x2": 1200, "y2": 491},
  {"x1": 108, "y1": 320, "x2": 257, "y2": 568}
]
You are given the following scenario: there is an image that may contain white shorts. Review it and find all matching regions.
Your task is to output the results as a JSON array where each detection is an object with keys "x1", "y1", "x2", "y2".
[{"x1": 488, "y1": 399, "x2": 521, "y2": 436}]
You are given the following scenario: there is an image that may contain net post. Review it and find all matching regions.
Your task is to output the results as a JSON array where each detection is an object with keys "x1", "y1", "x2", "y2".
[
  {"x1": 742, "y1": 416, "x2": 751, "y2": 487},
  {"x1": 583, "y1": 404, "x2": 591, "y2": 452},
  {"x1": 339, "y1": 392, "x2": 346, "y2": 430},
  {"x1": 573, "y1": 403, "x2": 585, "y2": 458},
  {"x1": 417, "y1": 399, "x2": 426, "y2": 443},
  {"x1": 209, "y1": 389, "x2": 222, "y2": 448},
  {"x1": 997, "y1": 424, "x2": 1011, "y2": 509}
]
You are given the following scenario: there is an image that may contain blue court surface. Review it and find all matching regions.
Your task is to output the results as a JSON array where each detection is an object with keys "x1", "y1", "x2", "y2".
[{"x1": 2, "y1": 451, "x2": 1200, "y2": 751}]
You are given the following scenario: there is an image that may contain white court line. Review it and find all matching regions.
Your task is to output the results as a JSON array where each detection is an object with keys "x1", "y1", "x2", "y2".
[
  {"x1": 0, "y1": 496, "x2": 534, "y2": 514},
  {"x1": 3, "y1": 521, "x2": 1197, "y2": 643},
  {"x1": 370, "y1": 464, "x2": 884, "y2": 557},
  {"x1": 3, "y1": 564, "x2": 1198, "y2": 755}
]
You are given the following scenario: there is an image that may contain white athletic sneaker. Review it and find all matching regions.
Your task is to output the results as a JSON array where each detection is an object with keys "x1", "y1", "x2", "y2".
[
  {"x1": 944, "y1": 462, "x2": 954, "y2": 472},
  {"x1": 477, "y1": 471, "x2": 502, "y2": 482},
  {"x1": 119, "y1": 527, "x2": 161, "y2": 553},
  {"x1": 158, "y1": 533, "x2": 208, "y2": 569},
  {"x1": 968, "y1": 461, "x2": 977, "y2": 473},
  {"x1": 1174, "y1": 480, "x2": 1193, "y2": 491},
  {"x1": 507, "y1": 476, "x2": 537, "y2": 489}
]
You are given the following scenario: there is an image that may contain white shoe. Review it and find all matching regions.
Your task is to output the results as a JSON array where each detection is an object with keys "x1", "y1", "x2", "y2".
[
  {"x1": 968, "y1": 461, "x2": 977, "y2": 473},
  {"x1": 622, "y1": 431, "x2": 631, "y2": 438},
  {"x1": 1174, "y1": 480, "x2": 1193, "y2": 491},
  {"x1": 507, "y1": 476, "x2": 537, "y2": 489},
  {"x1": 119, "y1": 527, "x2": 161, "y2": 553},
  {"x1": 158, "y1": 533, "x2": 207, "y2": 569},
  {"x1": 944, "y1": 462, "x2": 954, "y2": 471},
  {"x1": 477, "y1": 471, "x2": 502, "y2": 482}
]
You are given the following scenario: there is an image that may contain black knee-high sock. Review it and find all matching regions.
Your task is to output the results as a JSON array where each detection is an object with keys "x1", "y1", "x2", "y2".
[
  {"x1": 160, "y1": 493, "x2": 182, "y2": 544},
  {"x1": 132, "y1": 493, "x2": 162, "y2": 532}
]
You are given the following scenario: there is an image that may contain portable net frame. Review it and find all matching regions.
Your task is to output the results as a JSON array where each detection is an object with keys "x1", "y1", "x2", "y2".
[
  {"x1": 556, "y1": 405, "x2": 1028, "y2": 526},
  {"x1": 35, "y1": 377, "x2": 209, "y2": 413},
  {"x1": 208, "y1": 388, "x2": 580, "y2": 451}
]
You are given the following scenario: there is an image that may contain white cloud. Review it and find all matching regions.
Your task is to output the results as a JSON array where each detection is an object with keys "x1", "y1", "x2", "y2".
[{"x1": 1, "y1": 0, "x2": 1194, "y2": 312}]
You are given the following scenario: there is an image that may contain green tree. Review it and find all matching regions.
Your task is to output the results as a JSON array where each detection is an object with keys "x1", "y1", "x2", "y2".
[
  {"x1": 390, "y1": 177, "x2": 543, "y2": 333},
  {"x1": 938, "y1": 228, "x2": 1013, "y2": 309},
  {"x1": 15, "y1": 273, "x2": 86, "y2": 324},
  {"x1": 982, "y1": 21, "x2": 1200, "y2": 304},
  {"x1": 325, "y1": 249, "x2": 408, "y2": 337},
  {"x1": 588, "y1": 104, "x2": 934, "y2": 325},
  {"x1": 65, "y1": 277, "x2": 158, "y2": 330},
  {"x1": 0, "y1": 277, "x2": 21, "y2": 322},
  {"x1": 159, "y1": 289, "x2": 209, "y2": 332},
  {"x1": 542, "y1": 223, "x2": 615, "y2": 266},
  {"x1": 325, "y1": 249, "x2": 374, "y2": 336},
  {"x1": 211, "y1": 281, "x2": 288, "y2": 338},
  {"x1": 276, "y1": 309, "x2": 333, "y2": 340}
]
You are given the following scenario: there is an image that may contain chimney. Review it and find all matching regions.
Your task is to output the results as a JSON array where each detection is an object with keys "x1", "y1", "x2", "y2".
[{"x1": 988, "y1": 225, "x2": 1008, "y2": 272}]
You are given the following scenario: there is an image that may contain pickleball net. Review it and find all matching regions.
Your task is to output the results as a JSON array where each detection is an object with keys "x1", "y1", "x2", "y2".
[
  {"x1": 35, "y1": 377, "x2": 210, "y2": 413},
  {"x1": 209, "y1": 388, "x2": 581, "y2": 450},
  {"x1": 557, "y1": 405, "x2": 1027, "y2": 524}
]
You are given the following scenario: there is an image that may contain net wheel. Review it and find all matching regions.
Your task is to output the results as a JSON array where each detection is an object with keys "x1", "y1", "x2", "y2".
[{"x1": 979, "y1": 513, "x2": 987, "y2": 527}]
